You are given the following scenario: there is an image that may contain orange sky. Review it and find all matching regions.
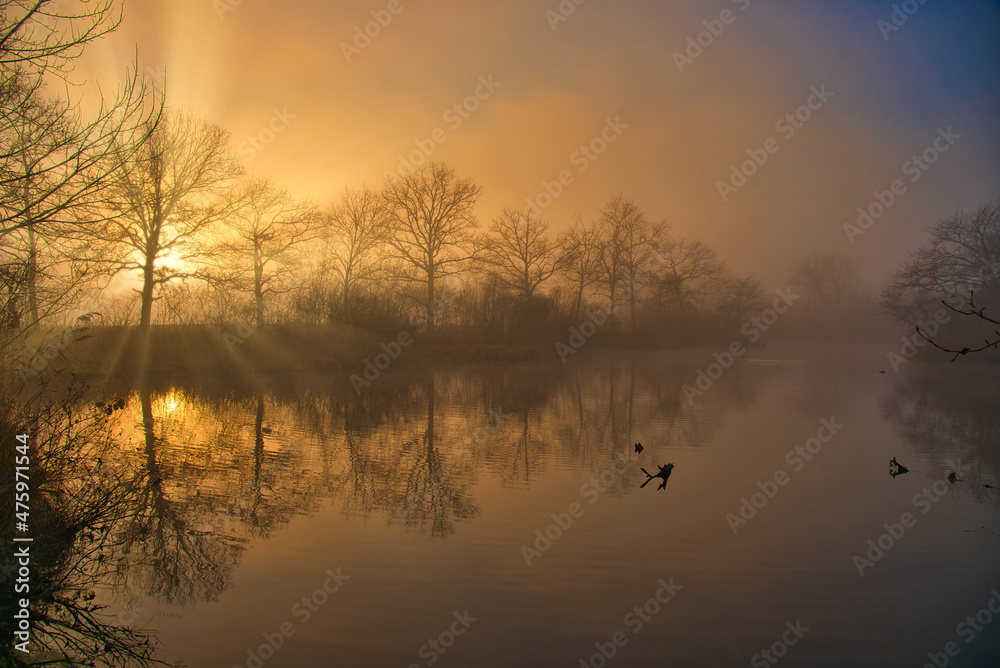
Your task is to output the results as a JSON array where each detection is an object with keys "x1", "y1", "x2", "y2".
[{"x1": 74, "y1": 0, "x2": 1000, "y2": 288}]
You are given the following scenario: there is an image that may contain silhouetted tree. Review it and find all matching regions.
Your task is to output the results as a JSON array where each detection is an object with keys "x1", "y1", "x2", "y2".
[
  {"x1": 1, "y1": 1, "x2": 157, "y2": 340},
  {"x1": 917, "y1": 291, "x2": 1000, "y2": 360},
  {"x1": 324, "y1": 185, "x2": 390, "y2": 315},
  {"x1": 594, "y1": 194, "x2": 650, "y2": 328},
  {"x1": 97, "y1": 110, "x2": 242, "y2": 332},
  {"x1": 212, "y1": 176, "x2": 318, "y2": 327},
  {"x1": 790, "y1": 250, "x2": 860, "y2": 311},
  {"x1": 478, "y1": 207, "x2": 562, "y2": 299},
  {"x1": 882, "y1": 199, "x2": 1000, "y2": 358},
  {"x1": 382, "y1": 162, "x2": 481, "y2": 329},
  {"x1": 0, "y1": 1, "x2": 123, "y2": 73},
  {"x1": 652, "y1": 238, "x2": 724, "y2": 316},
  {"x1": 559, "y1": 216, "x2": 603, "y2": 320},
  {"x1": 617, "y1": 207, "x2": 667, "y2": 332},
  {"x1": 882, "y1": 199, "x2": 1000, "y2": 326},
  {"x1": 716, "y1": 275, "x2": 763, "y2": 327}
]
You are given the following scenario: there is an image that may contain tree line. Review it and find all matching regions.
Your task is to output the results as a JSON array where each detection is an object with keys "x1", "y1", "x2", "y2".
[
  {"x1": 3, "y1": 0, "x2": 994, "y2": 362},
  {"x1": 0, "y1": 1, "x2": 775, "y2": 352}
]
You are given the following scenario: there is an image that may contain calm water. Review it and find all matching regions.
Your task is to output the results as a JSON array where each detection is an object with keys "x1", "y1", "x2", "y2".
[{"x1": 73, "y1": 350, "x2": 1000, "y2": 666}]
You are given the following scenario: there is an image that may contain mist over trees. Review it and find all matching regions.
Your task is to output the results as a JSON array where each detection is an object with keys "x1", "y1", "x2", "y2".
[
  {"x1": 881, "y1": 199, "x2": 1000, "y2": 358},
  {"x1": 1, "y1": 1, "x2": 995, "y2": 368},
  {"x1": 323, "y1": 185, "x2": 389, "y2": 320},
  {"x1": 94, "y1": 110, "x2": 241, "y2": 332},
  {"x1": 381, "y1": 163, "x2": 481, "y2": 331},
  {"x1": 1, "y1": 0, "x2": 157, "y2": 345},
  {"x1": 211, "y1": 176, "x2": 318, "y2": 328},
  {"x1": 882, "y1": 199, "x2": 1000, "y2": 325}
]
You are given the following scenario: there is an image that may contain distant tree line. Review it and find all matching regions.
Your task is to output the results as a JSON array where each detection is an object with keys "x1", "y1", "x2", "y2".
[
  {"x1": 4, "y1": 66, "x2": 782, "y2": 350},
  {"x1": 4, "y1": 0, "x2": 993, "y2": 362}
]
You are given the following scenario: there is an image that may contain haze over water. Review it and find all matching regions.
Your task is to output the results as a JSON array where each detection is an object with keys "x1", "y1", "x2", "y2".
[
  {"x1": 3, "y1": 2, "x2": 1000, "y2": 666},
  {"x1": 87, "y1": 350, "x2": 1000, "y2": 667}
]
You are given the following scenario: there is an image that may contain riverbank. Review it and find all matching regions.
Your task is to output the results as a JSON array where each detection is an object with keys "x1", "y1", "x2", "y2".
[
  {"x1": 6, "y1": 319, "x2": 962, "y2": 384},
  {"x1": 34, "y1": 324, "x2": 558, "y2": 379}
]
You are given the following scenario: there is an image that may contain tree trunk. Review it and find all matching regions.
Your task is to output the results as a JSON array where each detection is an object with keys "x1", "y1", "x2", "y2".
[
  {"x1": 427, "y1": 271, "x2": 436, "y2": 331},
  {"x1": 629, "y1": 287, "x2": 637, "y2": 334},
  {"x1": 26, "y1": 226, "x2": 38, "y2": 330},
  {"x1": 607, "y1": 270, "x2": 618, "y2": 330},
  {"x1": 139, "y1": 226, "x2": 160, "y2": 332},
  {"x1": 139, "y1": 259, "x2": 155, "y2": 331},
  {"x1": 342, "y1": 262, "x2": 352, "y2": 316},
  {"x1": 20, "y1": 168, "x2": 40, "y2": 331},
  {"x1": 254, "y1": 244, "x2": 265, "y2": 329}
]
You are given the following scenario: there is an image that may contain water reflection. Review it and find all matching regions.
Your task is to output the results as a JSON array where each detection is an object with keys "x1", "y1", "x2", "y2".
[
  {"x1": 90, "y1": 354, "x2": 753, "y2": 609},
  {"x1": 882, "y1": 363, "x2": 1000, "y2": 501},
  {"x1": 0, "y1": 385, "x2": 169, "y2": 666},
  {"x1": 388, "y1": 377, "x2": 480, "y2": 537},
  {"x1": 119, "y1": 384, "x2": 247, "y2": 606},
  {"x1": 9, "y1": 353, "x2": 999, "y2": 665}
]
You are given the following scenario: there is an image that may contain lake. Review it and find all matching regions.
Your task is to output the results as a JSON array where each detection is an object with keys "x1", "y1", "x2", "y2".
[{"x1": 64, "y1": 348, "x2": 1000, "y2": 666}]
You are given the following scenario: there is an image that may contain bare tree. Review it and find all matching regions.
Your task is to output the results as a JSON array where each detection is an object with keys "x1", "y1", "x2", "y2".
[
  {"x1": 382, "y1": 162, "x2": 481, "y2": 328},
  {"x1": 211, "y1": 176, "x2": 318, "y2": 328},
  {"x1": 789, "y1": 250, "x2": 860, "y2": 310},
  {"x1": 594, "y1": 193, "x2": 650, "y2": 329},
  {"x1": 324, "y1": 185, "x2": 390, "y2": 314},
  {"x1": 653, "y1": 238, "x2": 724, "y2": 316},
  {"x1": 1, "y1": 86, "x2": 68, "y2": 328},
  {"x1": 716, "y1": 275, "x2": 763, "y2": 326},
  {"x1": 559, "y1": 215, "x2": 603, "y2": 320},
  {"x1": 917, "y1": 291, "x2": 1000, "y2": 360},
  {"x1": 478, "y1": 207, "x2": 562, "y2": 299},
  {"x1": 882, "y1": 199, "x2": 1000, "y2": 326},
  {"x1": 1, "y1": 1, "x2": 158, "y2": 341},
  {"x1": 0, "y1": 1, "x2": 123, "y2": 74},
  {"x1": 0, "y1": 80, "x2": 136, "y2": 331},
  {"x1": 95, "y1": 110, "x2": 241, "y2": 332},
  {"x1": 618, "y1": 210, "x2": 668, "y2": 332}
]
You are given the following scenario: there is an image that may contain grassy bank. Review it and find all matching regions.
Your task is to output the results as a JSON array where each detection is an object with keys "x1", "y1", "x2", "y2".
[{"x1": 56, "y1": 324, "x2": 558, "y2": 378}]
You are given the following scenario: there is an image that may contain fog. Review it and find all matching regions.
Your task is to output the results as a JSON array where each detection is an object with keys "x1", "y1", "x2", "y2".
[
  {"x1": 74, "y1": 0, "x2": 1000, "y2": 288},
  {"x1": 3, "y1": 2, "x2": 1000, "y2": 667}
]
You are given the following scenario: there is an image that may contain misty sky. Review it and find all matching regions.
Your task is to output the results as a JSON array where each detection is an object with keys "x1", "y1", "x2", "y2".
[{"x1": 77, "y1": 0, "x2": 1000, "y2": 288}]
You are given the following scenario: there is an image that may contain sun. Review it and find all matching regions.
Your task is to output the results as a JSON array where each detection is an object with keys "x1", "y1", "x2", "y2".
[{"x1": 157, "y1": 389, "x2": 186, "y2": 416}]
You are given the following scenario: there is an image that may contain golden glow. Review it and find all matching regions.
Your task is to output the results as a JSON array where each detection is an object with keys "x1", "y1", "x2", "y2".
[
  {"x1": 157, "y1": 389, "x2": 186, "y2": 416},
  {"x1": 69, "y1": 1, "x2": 1000, "y2": 287}
]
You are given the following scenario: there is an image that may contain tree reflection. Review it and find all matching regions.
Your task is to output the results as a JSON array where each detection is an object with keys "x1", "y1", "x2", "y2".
[
  {"x1": 392, "y1": 377, "x2": 480, "y2": 538},
  {"x1": 118, "y1": 384, "x2": 244, "y2": 606},
  {"x1": 503, "y1": 408, "x2": 540, "y2": 486},
  {"x1": 882, "y1": 364, "x2": 1000, "y2": 502},
  {"x1": 0, "y1": 383, "x2": 173, "y2": 667},
  {"x1": 38, "y1": 353, "x2": 758, "y2": 633}
]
